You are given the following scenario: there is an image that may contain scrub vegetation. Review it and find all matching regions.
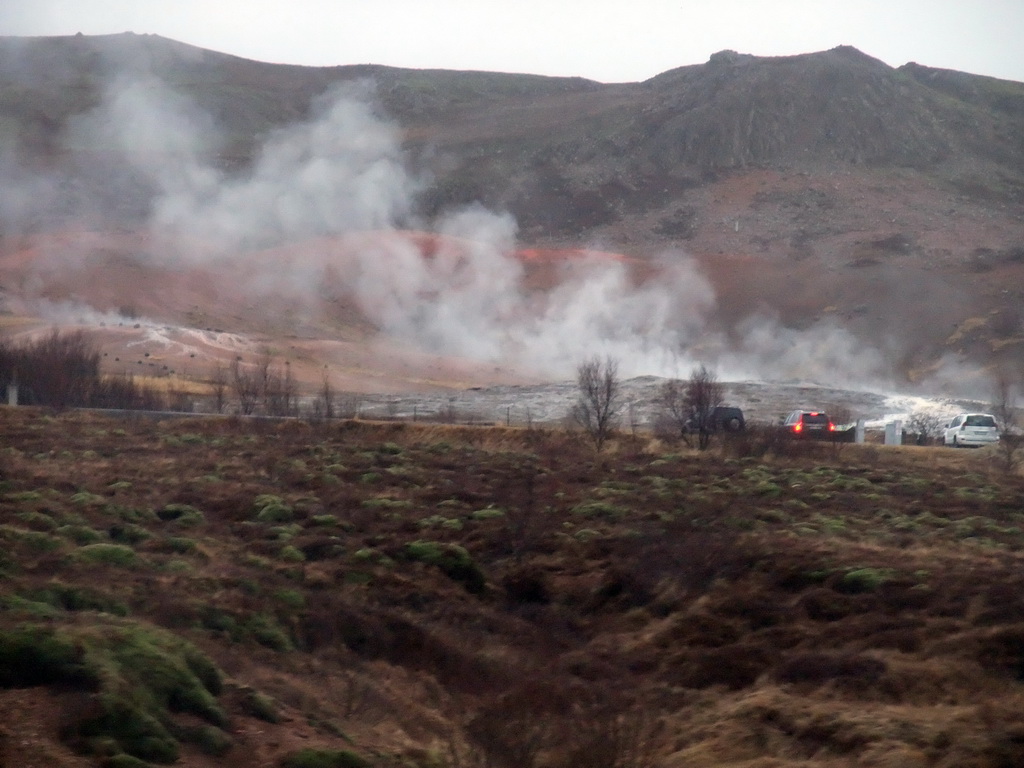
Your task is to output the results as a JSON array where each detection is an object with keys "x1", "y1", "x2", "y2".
[{"x1": 2, "y1": 406, "x2": 1024, "y2": 767}]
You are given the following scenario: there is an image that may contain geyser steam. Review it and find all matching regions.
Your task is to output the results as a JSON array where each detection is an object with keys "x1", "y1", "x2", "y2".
[{"x1": 43, "y1": 69, "x2": 908, "y2": 387}]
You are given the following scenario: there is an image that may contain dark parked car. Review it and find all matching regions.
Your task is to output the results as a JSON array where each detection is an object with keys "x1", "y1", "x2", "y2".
[
  {"x1": 687, "y1": 406, "x2": 746, "y2": 433},
  {"x1": 783, "y1": 410, "x2": 836, "y2": 437}
]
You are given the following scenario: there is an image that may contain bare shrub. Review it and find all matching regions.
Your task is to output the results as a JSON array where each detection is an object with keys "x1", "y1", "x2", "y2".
[
  {"x1": 327, "y1": 396, "x2": 361, "y2": 420},
  {"x1": 906, "y1": 408, "x2": 945, "y2": 445},
  {"x1": 166, "y1": 388, "x2": 194, "y2": 413},
  {"x1": 463, "y1": 682, "x2": 557, "y2": 768},
  {"x1": 992, "y1": 368, "x2": 1022, "y2": 473},
  {"x1": 437, "y1": 402, "x2": 460, "y2": 424},
  {"x1": 651, "y1": 411, "x2": 681, "y2": 443},
  {"x1": 823, "y1": 402, "x2": 854, "y2": 428},
  {"x1": 230, "y1": 357, "x2": 260, "y2": 415},
  {"x1": 457, "y1": 680, "x2": 662, "y2": 768},
  {"x1": 655, "y1": 377, "x2": 690, "y2": 443},
  {"x1": 609, "y1": 519, "x2": 751, "y2": 601},
  {"x1": 500, "y1": 460, "x2": 547, "y2": 562},
  {"x1": 0, "y1": 330, "x2": 160, "y2": 410},
  {"x1": 553, "y1": 687, "x2": 663, "y2": 768},
  {"x1": 664, "y1": 643, "x2": 773, "y2": 690},
  {"x1": 25, "y1": 330, "x2": 99, "y2": 408},
  {"x1": 721, "y1": 423, "x2": 792, "y2": 459},
  {"x1": 91, "y1": 372, "x2": 165, "y2": 411},
  {"x1": 263, "y1": 359, "x2": 297, "y2": 417},
  {"x1": 795, "y1": 588, "x2": 867, "y2": 621},
  {"x1": 501, "y1": 563, "x2": 551, "y2": 605},
  {"x1": 227, "y1": 350, "x2": 297, "y2": 416},
  {"x1": 332, "y1": 663, "x2": 377, "y2": 720},
  {"x1": 571, "y1": 356, "x2": 623, "y2": 452},
  {"x1": 974, "y1": 624, "x2": 1024, "y2": 678},
  {"x1": 209, "y1": 363, "x2": 229, "y2": 414},
  {"x1": 318, "y1": 369, "x2": 335, "y2": 420},
  {"x1": 678, "y1": 364, "x2": 724, "y2": 451},
  {"x1": 773, "y1": 651, "x2": 887, "y2": 688}
]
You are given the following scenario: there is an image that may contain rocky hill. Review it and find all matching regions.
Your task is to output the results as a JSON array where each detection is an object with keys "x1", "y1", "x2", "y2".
[{"x1": 1, "y1": 33, "x2": 1023, "y2": 391}]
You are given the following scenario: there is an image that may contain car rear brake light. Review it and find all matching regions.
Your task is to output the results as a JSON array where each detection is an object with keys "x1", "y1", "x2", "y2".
[
  {"x1": 828, "y1": 422, "x2": 836, "y2": 431},
  {"x1": 793, "y1": 422, "x2": 803, "y2": 433}
]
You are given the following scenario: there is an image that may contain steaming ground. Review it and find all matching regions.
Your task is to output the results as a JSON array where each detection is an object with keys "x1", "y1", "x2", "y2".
[
  {"x1": 0, "y1": 287, "x2": 991, "y2": 430},
  {"x1": 0, "y1": 68, "x2": 1010, "y2": 412},
  {"x1": 343, "y1": 376, "x2": 989, "y2": 431},
  {"x1": 0, "y1": 224, "x2": 1000, "y2": 421}
]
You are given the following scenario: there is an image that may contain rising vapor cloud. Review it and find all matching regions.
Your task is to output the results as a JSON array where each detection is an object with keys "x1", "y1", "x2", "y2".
[
  {"x1": 32, "y1": 67, "x2": 921, "y2": 388},
  {"x1": 57, "y1": 74, "x2": 725, "y2": 377}
]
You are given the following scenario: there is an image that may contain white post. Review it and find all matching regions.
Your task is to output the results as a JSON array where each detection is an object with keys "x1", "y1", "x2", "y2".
[
  {"x1": 6, "y1": 383, "x2": 17, "y2": 407},
  {"x1": 855, "y1": 418, "x2": 866, "y2": 444},
  {"x1": 884, "y1": 420, "x2": 903, "y2": 445}
]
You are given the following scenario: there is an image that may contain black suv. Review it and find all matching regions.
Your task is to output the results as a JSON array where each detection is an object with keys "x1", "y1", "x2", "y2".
[
  {"x1": 783, "y1": 410, "x2": 835, "y2": 437},
  {"x1": 686, "y1": 406, "x2": 746, "y2": 433}
]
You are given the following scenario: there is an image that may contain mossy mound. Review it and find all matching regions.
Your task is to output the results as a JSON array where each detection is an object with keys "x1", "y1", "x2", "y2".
[{"x1": 0, "y1": 618, "x2": 229, "y2": 763}]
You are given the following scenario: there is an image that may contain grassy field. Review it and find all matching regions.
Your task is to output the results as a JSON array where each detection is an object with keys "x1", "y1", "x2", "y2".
[{"x1": 2, "y1": 407, "x2": 1024, "y2": 767}]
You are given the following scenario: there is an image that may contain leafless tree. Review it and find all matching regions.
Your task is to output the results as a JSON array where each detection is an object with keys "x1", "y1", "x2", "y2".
[
  {"x1": 319, "y1": 369, "x2": 335, "y2": 420},
  {"x1": 228, "y1": 348, "x2": 298, "y2": 417},
  {"x1": 823, "y1": 402, "x2": 854, "y2": 429},
  {"x1": 210, "y1": 362, "x2": 228, "y2": 414},
  {"x1": 254, "y1": 348, "x2": 273, "y2": 399},
  {"x1": 167, "y1": 387, "x2": 194, "y2": 413},
  {"x1": 337, "y1": 396, "x2": 361, "y2": 419},
  {"x1": 0, "y1": 329, "x2": 156, "y2": 410},
  {"x1": 263, "y1": 360, "x2": 297, "y2": 416},
  {"x1": 821, "y1": 402, "x2": 855, "y2": 455},
  {"x1": 230, "y1": 357, "x2": 260, "y2": 415},
  {"x1": 437, "y1": 401, "x2": 458, "y2": 423},
  {"x1": 685, "y1": 364, "x2": 723, "y2": 451},
  {"x1": 906, "y1": 408, "x2": 945, "y2": 445},
  {"x1": 572, "y1": 356, "x2": 623, "y2": 451},
  {"x1": 992, "y1": 368, "x2": 1022, "y2": 473},
  {"x1": 0, "y1": 329, "x2": 97, "y2": 409},
  {"x1": 656, "y1": 377, "x2": 691, "y2": 444}
]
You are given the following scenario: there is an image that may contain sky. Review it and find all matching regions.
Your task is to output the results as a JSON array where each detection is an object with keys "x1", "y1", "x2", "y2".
[{"x1": 0, "y1": 0, "x2": 1022, "y2": 84}]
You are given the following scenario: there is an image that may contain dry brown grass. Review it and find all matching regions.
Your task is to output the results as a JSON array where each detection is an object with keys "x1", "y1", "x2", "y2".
[{"x1": 2, "y1": 406, "x2": 1024, "y2": 766}]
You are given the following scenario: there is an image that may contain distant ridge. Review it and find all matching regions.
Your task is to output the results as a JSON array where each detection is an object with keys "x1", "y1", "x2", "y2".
[{"x1": 1, "y1": 33, "x2": 1023, "y2": 377}]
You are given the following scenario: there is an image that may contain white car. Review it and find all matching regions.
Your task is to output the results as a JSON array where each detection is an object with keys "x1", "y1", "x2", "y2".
[{"x1": 942, "y1": 413, "x2": 1000, "y2": 447}]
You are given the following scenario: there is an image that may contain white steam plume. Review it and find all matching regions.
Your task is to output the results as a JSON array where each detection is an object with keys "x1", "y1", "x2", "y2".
[
  {"x1": 46, "y1": 72, "x2": 944, "y2": 386},
  {"x1": 157, "y1": 81, "x2": 415, "y2": 253},
  {"x1": 717, "y1": 313, "x2": 891, "y2": 389}
]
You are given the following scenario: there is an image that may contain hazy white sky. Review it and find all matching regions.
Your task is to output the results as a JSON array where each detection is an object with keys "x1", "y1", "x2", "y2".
[{"x1": 0, "y1": 0, "x2": 1021, "y2": 83}]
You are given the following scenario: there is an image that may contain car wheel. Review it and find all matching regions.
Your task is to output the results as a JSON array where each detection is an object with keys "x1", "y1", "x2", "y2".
[{"x1": 952, "y1": 436, "x2": 958, "y2": 447}]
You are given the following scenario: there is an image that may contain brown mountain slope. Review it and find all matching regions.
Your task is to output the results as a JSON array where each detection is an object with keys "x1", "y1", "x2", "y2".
[{"x1": 0, "y1": 34, "x2": 1022, "y2": 390}]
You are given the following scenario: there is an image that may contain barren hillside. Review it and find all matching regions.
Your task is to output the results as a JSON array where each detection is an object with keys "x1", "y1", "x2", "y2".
[{"x1": 1, "y1": 33, "x2": 1023, "y2": 395}]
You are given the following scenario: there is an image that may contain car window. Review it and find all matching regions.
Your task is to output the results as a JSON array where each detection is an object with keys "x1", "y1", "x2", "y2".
[
  {"x1": 802, "y1": 413, "x2": 830, "y2": 425},
  {"x1": 964, "y1": 415, "x2": 996, "y2": 427}
]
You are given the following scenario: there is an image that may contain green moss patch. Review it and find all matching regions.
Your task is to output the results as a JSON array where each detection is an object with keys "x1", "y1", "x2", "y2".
[{"x1": 0, "y1": 619, "x2": 228, "y2": 764}]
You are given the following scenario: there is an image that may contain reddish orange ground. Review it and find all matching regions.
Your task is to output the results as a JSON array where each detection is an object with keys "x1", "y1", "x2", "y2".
[{"x1": 0, "y1": 229, "x2": 651, "y2": 394}]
